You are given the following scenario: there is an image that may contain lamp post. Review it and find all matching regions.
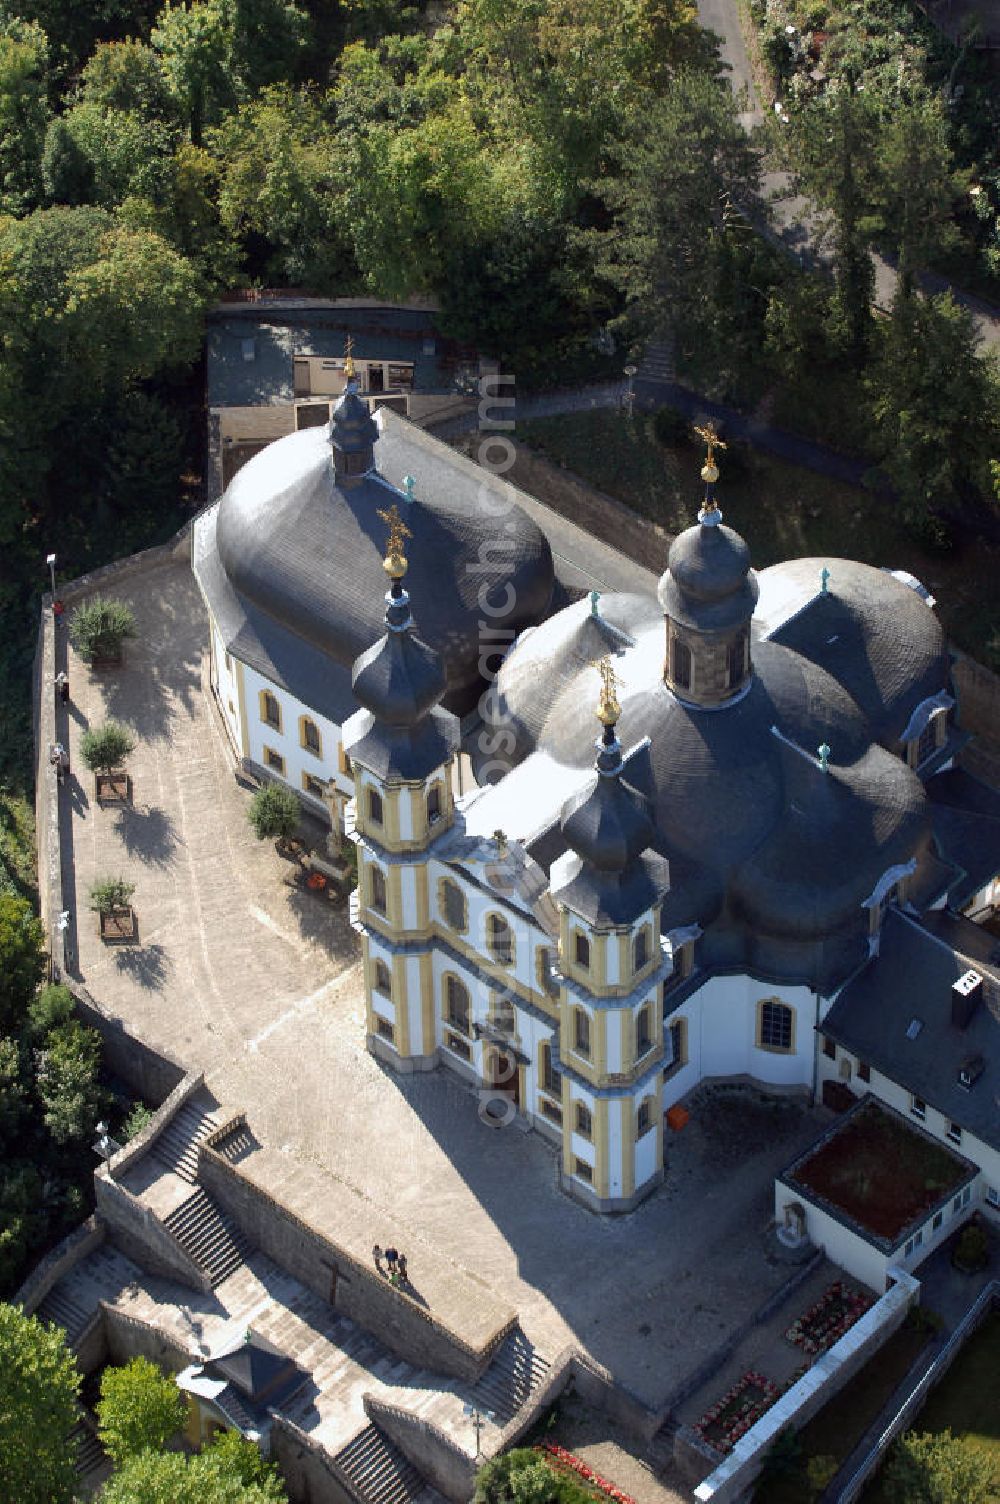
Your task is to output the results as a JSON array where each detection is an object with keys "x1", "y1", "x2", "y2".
[{"x1": 46, "y1": 552, "x2": 57, "y2": 599}]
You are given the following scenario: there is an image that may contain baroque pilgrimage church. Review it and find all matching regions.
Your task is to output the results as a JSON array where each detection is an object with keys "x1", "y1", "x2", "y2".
[{"x1": 194, "y1": 357, "x2": 1000, "y2": 1256}]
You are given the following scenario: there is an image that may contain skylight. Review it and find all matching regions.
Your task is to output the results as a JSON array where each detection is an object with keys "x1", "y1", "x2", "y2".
[{"x1": 905, "y1": 1018, "x2": 924, "y2": 1041}]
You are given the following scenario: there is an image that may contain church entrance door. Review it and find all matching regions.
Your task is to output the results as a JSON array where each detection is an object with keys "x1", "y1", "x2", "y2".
[{"x1": 487, "y1": 1047, "x2": 520, "y2": 1110}]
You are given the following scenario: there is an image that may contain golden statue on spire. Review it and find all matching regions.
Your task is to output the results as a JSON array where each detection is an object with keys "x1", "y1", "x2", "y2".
[
  {"x1": 377, "y1": 502, "x2": 412, "y2": 580},
  {"x1": 597, "y1": 656, "x2": 621, "y2": 727},
  {"x1": 693, "y1": 421, "x2": 727, "y2": 486},
  {"x1": 344, "y1": 333, "x2": 356, "y2": 382}
]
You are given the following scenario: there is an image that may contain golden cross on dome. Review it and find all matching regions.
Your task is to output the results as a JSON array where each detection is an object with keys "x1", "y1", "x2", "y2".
[
  {"x1": 377, "y1": 502, "x2": 412, "y2": 580},
  {"x1": 597, "y1": 655, "x2": 621, "y2": 727},
  {"x1": 693, "y1": 421, "x2": 727, "y2": 486},
  {"x1": 344, "y1": 333, "x2": 356, "y2": 380}
]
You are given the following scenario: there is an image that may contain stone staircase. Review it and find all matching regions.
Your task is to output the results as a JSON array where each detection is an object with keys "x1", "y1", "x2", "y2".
[
  {"x1": 637, "y1": 339, "x2": 676, "y2": 386},
  {"x1": 334, "y1": 1423, "x2": 426, "y2": 1504},
  {"x1": 35, "y1": 1285, "x2": 91, "y2": 1344},
  {"x1": 162, "y1": 1186, "x2": 252, "y2": 1287},
  {"x1": 72, "y1": 1420, "x2": 107, "y2": 1480},
  {"x1": 150, "y1": 1098, "x2": 220, "y2": 1183},
  {"x1": 209, "y1": 1118, "x2": 259, "y2": 1165},
  {"x1": 468, "y1": 1330, "x2": 551, "y2": 1425}
]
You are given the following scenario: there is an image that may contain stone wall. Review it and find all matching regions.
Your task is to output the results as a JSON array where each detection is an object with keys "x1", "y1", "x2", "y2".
[
  {"x1": 200, "y1": 1135, "x2": 512, "y2": 1382},
  {"x1": 365, "y1": 1396, "x2": 476, "y2": 1503},
  {"x1": 269, "y1": 1414, "x2": 362, "y2": 1504},
  {"x1": 569, "y1": 1351, "x2": 661, "y2": 1445},
  {"x1": 953, "y1": 649, "x2": 1000, "y2": 784},
  {"x1": 13, "y1": 1216, "x2": 105, "y2": 1317},
  {"x1": 74, "y1": 979, "x2": 187, "y2": 1105},
  {"x1": 102, "y1": 1304, "x2": 192, "y2": 1374},
  {"x1": 94, "y1": 1170, "x2": 211, "y2": 1294},
  {"x1": 693, "y1": 1268, "x2": 920, "y2": 1504},
  {"x1": 107, "y1": 1072, "x2": 204, "y2": 1178},
  {"x1": 490, "y1": 1345, "x2": 577, "y2": 1456},
  {"x1": 76, "y1": 1309, "x2": 110, "y2": 1375}
]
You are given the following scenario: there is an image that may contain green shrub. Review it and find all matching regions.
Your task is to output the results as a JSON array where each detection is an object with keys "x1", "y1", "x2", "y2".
[
  {"x1": 25, "y1": 984, "x2": 75, "y2": 1042},
  {"x1": 80, "y1": 720, "x2": 136, "y2": 774},
  {"x1": 89, "y1": 876, "x2": 135, "y2": 914},
  {"x1": 122, "y1": 1101, "x2": 153, "y2": 1140},
  {"x1": 248, "y1": 782, "x2": 300, "y2": 843},
  {"x1": 69, "y1": 596, "x2": 136, "y2": 663}
]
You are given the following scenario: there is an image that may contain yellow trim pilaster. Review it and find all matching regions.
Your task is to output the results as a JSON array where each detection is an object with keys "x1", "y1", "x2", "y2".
[
  {"x1": 234, "y1": 660, "x2": 250, "y2": 758},
  {"x1": 620, "y1": 1098, "x2": 635, "y2": 1201},
  {"x1": 419, "y1": 951, "x2": 434, "y2": 1054},
  {"x1": 595, "y1": 1098, "x2": 610, "y2": 1199},
  {"x1": 392, "y1": 953, "x2": 411, "y2": 1055}
]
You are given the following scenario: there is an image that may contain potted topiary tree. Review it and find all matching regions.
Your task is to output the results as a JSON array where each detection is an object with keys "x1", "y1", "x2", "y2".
[
  {"x1": 248, "y1": 783, "x2": 300, "y2": 854},
  {"x1": 90, "y1": 876, "x2": 137, "y2": 942},
  {"x1": 80, "y1": 720, "x2": 136, "y2": 804},
  {"x1": 69, "y1": 596, "x2": 137, "y2": 669}
]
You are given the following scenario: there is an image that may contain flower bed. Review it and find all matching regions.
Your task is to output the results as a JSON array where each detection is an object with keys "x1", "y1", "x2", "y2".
[
  {"x1": 692, "y1": 1370, "x2": 780, "y2": 1453},
  {"x1": 537, "y1": 1442, "x2": 638, "y2": 1503},
  {"x1": 784, "y1": 1279, "x2": 873, "y2": 1356}
]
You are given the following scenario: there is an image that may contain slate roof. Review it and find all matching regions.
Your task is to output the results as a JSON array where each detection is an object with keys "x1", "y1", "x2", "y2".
[
  {"x1": 206, "y1": 1331, "x2": 309, "y2": 1421},
  {"x1": 821, "y1": 908, "x2": 1000, "y2": 1152},
  {"x1": 926, "y1": 768, "x2": 1000, "y2": 907}
]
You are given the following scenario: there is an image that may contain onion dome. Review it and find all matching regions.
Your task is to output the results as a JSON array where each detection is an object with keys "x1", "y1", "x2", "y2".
[
  {"x1": 345, "y1": 505, "x2": 459, "y2": 782},
  {"x1": 551, "y1": 660, "x2": 670, "y2": 926}
]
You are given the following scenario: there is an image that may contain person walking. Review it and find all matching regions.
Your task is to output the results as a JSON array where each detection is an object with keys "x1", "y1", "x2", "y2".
[
  {"x1": 384, "y1": 1246, "x2": 399, "y2": 1275},
  {"x1": 54, "y1": 671, "x2": 69, "y2": 704},
  {"x1": 397, "y1": 1253, "x2": 408, "y2": 1284},
  {"x1": 372, "y1": 1243, "x2": 384, "y2": 1274}
]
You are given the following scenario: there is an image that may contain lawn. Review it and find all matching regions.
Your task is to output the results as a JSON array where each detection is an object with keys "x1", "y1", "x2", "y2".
[
  {"x1": 517, "y1": 409, "x2": 1000, "y2": 671},
  {"x1": 863, "y1": 1310, "x2": 1000, "y2": 1501},
  {"x1": 788, "y1": 1101, "x2": 968, "y2": 1242},
  {"x1": 755, "y1": 1318, "x2": 930, "y2": 1503}
]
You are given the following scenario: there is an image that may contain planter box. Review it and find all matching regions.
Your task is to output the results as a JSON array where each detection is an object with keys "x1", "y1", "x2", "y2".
[
  {"x1": 95, "y1": 771, "x2": 131, "y2": 805},
  {"x1": 85, "y1": 651, "x2": 124, "y2": 671},
  {"x1": 98, "y1": 907, "x2": 137, "y2": 943}
]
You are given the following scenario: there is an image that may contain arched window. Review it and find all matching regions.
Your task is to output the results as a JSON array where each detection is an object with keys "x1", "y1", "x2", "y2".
[
  {"x1": 446, "y1": 975, "x2": 470, "y2": 1034},
  {"x1": 487, "y1": 913, "x2": 514, "y2": 966},
  {"x1": 373, "y1": 958, "x2": 391, "y2": 996},
  {"x1": 574, "y1": 1101, "x2": 592, "y2": 1138},
  {"x1": 260, "y1": 689, "x2": 281, "y2": 729},
  {"x1": 491, "y1": 992, "x2": 516, "y2": 1035},
  {"x1": 725, "y1": 632, "x2": 748, "y2": 690},
  {"x1": 573, "y1": 1008, "x2": 591, "y2": 1059},
  {"x1": 368, "y1": 787, "x2": 383, "y2": 825},
  {"x1": 636, "y1": 1003, "x2": 654, "y2": 1058},
  {"x1": 369, "y1": 865, "x2": 387, "y2": 915},
  {"x1": 574, "y1": 932, "x2": 590, "y2": 970},
  {"x1": 300, "y1": 717, "x2": 321, "y2": 756},
  {"x1": 539, "y1": 1041, "x2": 560, "y2": 1096},
  {"x1": 758, "y1": 999, "x2": 793, "y2": 1053},
  {"x1": 440, "y1": 878, "x2": 467, "y2": 931},
  {"x1": 672, "y1": 636, "x2": 692, "y2": 691},
  {"x1": 633, "y1": 928, "x2": 649, "y2": 973},
  {"x1": 427, "y1": 783, "x2": 442, "y2": 825}
]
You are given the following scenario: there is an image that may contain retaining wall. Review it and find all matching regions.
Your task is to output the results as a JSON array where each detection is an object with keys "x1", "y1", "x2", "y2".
[
  {"x1": 102, "y1": 1303, "x2": 193, "y2": 1374},
  {"x1": 269, "y1": 1414, "x2": 361, "y2": 1504},
  {"x1": 199, "y1": 1133, "x2": 511, "y2": 1382},
  {"x1": 365, "y1": 1396, "x2": 476, "y2": 1503},
  {"x1": 106, "y1": 1071, "x2": 204, "y2": 1179},
  {"x1": 94, "y1": 1171, "x2": 211, "y2": 1294}
]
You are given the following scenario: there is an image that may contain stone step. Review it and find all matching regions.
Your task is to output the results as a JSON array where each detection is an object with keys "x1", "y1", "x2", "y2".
[
  {"x1": 35, "y1": 1286, "x2": 90, "y2": 1344},
  {"x1": 468, "y1": 1332, "x2": 551, "y2": 1425},
  {"x1": 163, "y1": 1186, "x2": 251, "y2": 1287},
  {"x1": 150, "y1": 1100, "x2": 219, "y2": 1183},
  {"x1": 72, "y1": 1420, "x2": 107, "y2": 1478},
  {"x1": 335, "y1": 1424, "x2": 425, "y2": 1504}
]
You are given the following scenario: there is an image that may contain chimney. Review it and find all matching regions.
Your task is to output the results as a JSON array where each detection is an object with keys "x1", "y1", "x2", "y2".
[{"x1": 951, "y1": 970, "x2": 983, "y2": 1031}]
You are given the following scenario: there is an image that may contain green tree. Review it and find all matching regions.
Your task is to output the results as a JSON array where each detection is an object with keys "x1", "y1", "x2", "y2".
[
  {"x1": 874, "y1": 91, "x2": 965, "y2": 292},
  {"x1": 0, "y1": 1303, "x2": 80, "y2": 1504},
  {"x1": 34, "y1": 1017, "x2": 103, "y2": 1144},
  {"x1": 0, "y1": 893, "x2": 45, "y2": 1036},
  {"x1": 69, "y1": 596, "x2": 137, "y2": 663},
  {"x1": 100, "y1": 1443, "x2": 288, "y2": 1502},
  {"x1": 0, "y1": 1167, "x2": 48, "y2": 1290},
  {"x1": 0, "y1": 18, "x2": 50, "y2": 216},
  {"x1": 52, "y1": 100, "x2": 178, "y2": 208},
  {"x1": 881, "y1": 1428, "x2": 1000, "y2": 1504},
  {"x1": 89, "y1": 876, "x2": 136, "y2": 914},
  {"x1": 474, "y1": 1447, "x2": 595, "y2": 1503},
  {"x1": 24, "y1": 982, "x2": 74, "y2": 1042},
  {"x1": 41, "y1": 117, "x2": 95, "y2": 204},
  {"x1": 102, "y1": 390, "x2": 186, "y2": 526},
  {"x1": 152, "y1": 0, "x2": 237, "y2": 145},
  {"x1": 0, "y1": 1034, "x2": 24, "y2": 1135},
  {"x1": 97, "y1": 1357, "x2": 187, "y2": 1465},
  {"x1": 80, "y1": 720, "x2": 137, "y2": 774},
  {"x1": 123, "y1": 1100, "x2": 153, "y2": 1138},
  {"x1": 866, "y1": 289, "x2": 1000, "y2": 528},
  {"x1": 248, "y1": 782, "x2": 300, "y2": 843},
  {"x1": 79, "y1": 39, "x2": 175, "y2": 119}
]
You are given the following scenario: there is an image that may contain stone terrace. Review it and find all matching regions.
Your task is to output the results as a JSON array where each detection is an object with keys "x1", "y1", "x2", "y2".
[{"x1": 54, "y1": 555, "x2": 830, "y2": 1411}]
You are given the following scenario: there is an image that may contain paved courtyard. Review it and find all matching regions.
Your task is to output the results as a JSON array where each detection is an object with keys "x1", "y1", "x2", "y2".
[{"x1": 59, "y1": 556, "x2": 830, "y2": 1413}]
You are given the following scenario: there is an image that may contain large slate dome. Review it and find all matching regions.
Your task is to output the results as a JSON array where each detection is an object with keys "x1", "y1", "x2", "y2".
[{"x1": 203, "y1": 401, "x2": 555, "y2": 715}]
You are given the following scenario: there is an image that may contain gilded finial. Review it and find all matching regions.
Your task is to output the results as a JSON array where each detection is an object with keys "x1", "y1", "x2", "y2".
[
  {"x1": 344, "y1": 333, "x2": 356, "y2": 382},
  {"x1": 693, "y1": 422, "x2": 727, "y2": 487},
  {"x1": 493, "y1": 828, "x2": 508, "y2": 856},
  {"x1": 377, "y1": 502, "x2": 412, "y2": 581},
  {"x1": 597, "y1": 656, "x2": 621, "y2": 727}
]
